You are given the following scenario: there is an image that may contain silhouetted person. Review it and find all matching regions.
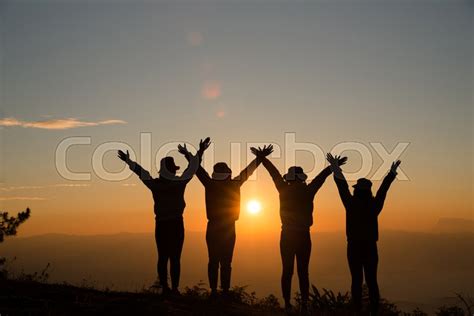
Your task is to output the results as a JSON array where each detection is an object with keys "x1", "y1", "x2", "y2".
[
  {"x1": 178, "y1": 139, "x2": 271, "y2": 297},
  {"x1": 117, "y1": 149, "x2": 199, "y2": 295},
  {"x1": 327, "y1": 154, "x2": 401, "y2": 315},
  {"x1": 254, "y1": 146, "x2": 347, "y2": 312}
]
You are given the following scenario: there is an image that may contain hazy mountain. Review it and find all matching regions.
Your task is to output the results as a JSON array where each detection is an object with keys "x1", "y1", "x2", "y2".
[
  {"x1": 1, "y1": 231, "x2": 472, "y2": 313},
  {"x1": 433, "y1": 218, "x2": 474, "y2": 233}
]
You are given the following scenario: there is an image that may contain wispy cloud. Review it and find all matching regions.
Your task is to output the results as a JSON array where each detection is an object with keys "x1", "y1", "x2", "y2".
[
  {"x1": 52, "y1": 184, "x2": 91, "y2": 188},
  {"x1": 0, "y1": 117, "x2": 126, "y2": 130},
  {"x1": 0, "y1": 184, "x2": 90, "y2": 191},
  {"x1": 0, "y1": 185, "x2": 44, "y2": 191},
  {"x1": 0, "y1": 196, "x2": 47, "y2": 201},
  {"x1": 0, "y1": 184, "x2": 90, "y2": 201}
]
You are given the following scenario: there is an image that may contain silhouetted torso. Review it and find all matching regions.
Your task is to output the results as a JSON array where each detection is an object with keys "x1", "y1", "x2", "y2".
[
  {"x1": 335, "y1": 172, "x2": 396, "y2": 241},
  {"x1": 196, "y1": 169, "x2": 244, "y2": 222},
  {"x1": 128, "y1": 162, "x2": 192, "y2": 221},
  {"x1": 278, "y1": 183, "x2": 316, "y2": 230},
  {"x1": 262, "y1": 159, "x2": 332, "y2": 230},
  {"x1": 203, "y1": 180, "x2": 241, "y2": 222},
  {"x1": 346, "y1": 196, "x2": 380, "y2": 241},
  {"x1": 148, "y1": 178, "x2": 188, "y2": 221}
]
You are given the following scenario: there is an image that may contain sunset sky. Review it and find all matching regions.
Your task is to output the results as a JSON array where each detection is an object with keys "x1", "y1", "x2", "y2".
[{"x1": 0, "y1": 0, "x2": 472, "y2": 236}]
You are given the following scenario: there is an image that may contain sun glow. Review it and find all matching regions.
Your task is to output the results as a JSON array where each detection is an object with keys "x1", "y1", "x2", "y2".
[{"x1": 246, "y1": 199, "x2": 262, "y2": 215}]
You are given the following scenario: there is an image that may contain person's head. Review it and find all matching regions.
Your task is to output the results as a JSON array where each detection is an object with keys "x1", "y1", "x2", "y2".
[
  {"x1": 283, "y1": 166, "x2": 308, "y2": 183},
  {"x1": 353, "y1": 178, "x2": 374, "y2": 199},
  {"x1": 212, "y1": 162, "x2": 232, "y2": 180},
  {"x1": 159, "y1": 157, "x2": 180, "y2": 179}
]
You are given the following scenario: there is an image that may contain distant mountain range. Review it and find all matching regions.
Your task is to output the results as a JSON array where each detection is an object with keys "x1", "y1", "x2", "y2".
[{"x1": 433, "y1": 218, "x2": 474, "y2": 233}]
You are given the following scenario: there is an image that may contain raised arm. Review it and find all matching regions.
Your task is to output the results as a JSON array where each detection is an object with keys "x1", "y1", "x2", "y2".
[
  {"x1": 249, "y1": 145, "x2": 283, "y2": 189},
  {"x1": 195, "y1": 164, "x2": 212, "y2": 186},
  {"x1": 250, "y1": 144, "x2": 283, "y2": 190},
  {"x1": 178, "y1": 138, "x2": 212, "y2": 186},
  {"x1": 234, "y1": 157, "x2": 259, "y2": 185},
  {"x1": 308, "y1": 156, "x2": 347, "y2": 195},
  {"x1": 308, "y1": 166, "x2": 332, "y2": 195},
  {"x1": 327, "y1": 153, "x2": 352, "y2": 209},
  {"x1": 374, "y1": 160, "x2": 400, "y2": 215},
  {"x1": 234, "y1": 145, "x2": 273, "y2": 185},
  {"x1": 177, "y1": 152, "x2": 199, "y2": 183},
  {"x1": 261, "y1": 158, "x2": 285, "y2": 190},
  {"x1": 118, "y1": 150, "x2": 153, "y2": 189}
]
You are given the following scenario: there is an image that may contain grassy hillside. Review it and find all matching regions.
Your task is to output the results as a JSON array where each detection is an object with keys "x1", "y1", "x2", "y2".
[
  {"x1": 1, "y1": 278, "x2": 472, "y2": 316},
  {"x1": 0, "y1": 278, "x2": 280, "y2": 316}
]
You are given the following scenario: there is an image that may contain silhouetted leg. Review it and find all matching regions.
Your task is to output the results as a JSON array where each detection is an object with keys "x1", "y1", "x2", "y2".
[
  {"x1": 155, "y1": 220, "x2": 170, "y2": 290},
  {"x1": 296, "y1": 230, "x2": 311, "y2": 306},
  {"x1": 208, "y1": 260, "x2": 219, "y2": 293},
  {"x1": 170, "y1": 219, "x2": 185, "y2": 291},
  {"x1": 157, "y1": 256, "x2": 169, "y2": 290},
  {"x1": 364, "y1": 242, "x2": 380, "y2": 316},
  {"x1": 280, "y1": 230, "x2": 295, "y2": 306},
  {"x1": 206, "y1": 221, "x2": 219, "y2": 292},
  {"x1": 347, "y1": 242, "x2": 363, "y2": 312},
  {"x1": 220, "y1": 222, "x2": 236, "y2": 292}
]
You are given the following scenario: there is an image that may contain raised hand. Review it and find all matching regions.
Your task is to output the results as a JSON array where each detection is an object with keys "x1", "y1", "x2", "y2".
[
  {"x1": 250, "y1": 144, "x2": 273, "y2": 158},
  {"x1": 117, "y1": 150, "x2": 130, "y2": 163},
  {"x1": 178, "y1": 143, "x2": 191, "y2": 158},
  {"x1": 198, "y1": 137, "x2": 211, "y2": 155},
  {"x1": 390, "y1": 160, "x2": 401, "y2": 174},
  {"x1": 326, "y1": 153, "x2": 348, "y2": 167},
  {"x1": 337, "y1": 155, "x2": 348, "y2": 166},
  {"x1": 326, "y1": 153, "x2": 338, "y2": 166},
  {"x1": 261, "y1": 144, "x2": 274, "y2": 157},
  {"x1": 250, "y1": 147, "x2": 259, "y2": 156}
]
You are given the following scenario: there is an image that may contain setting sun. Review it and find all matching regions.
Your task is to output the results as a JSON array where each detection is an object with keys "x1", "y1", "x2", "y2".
[{"x1": 246, "y1": 199, "x2": 262, "y2": 215}]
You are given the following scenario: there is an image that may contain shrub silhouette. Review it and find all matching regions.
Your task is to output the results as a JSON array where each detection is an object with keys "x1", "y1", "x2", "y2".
[
  {"x1": 0, "y1": 207, "x2": 30, "y2": 242},
  {"x1": 0, "y1": 207, "x2": 31, "y2": 279},
  {"x1": 455, "y1": 292, "x2": 474, "y2": 315},
  {"x1": 293, "y1": 285, "x2": 404, "y2": 315},
  {"x1": 405, "y1": 307, "x2": 428, "y2": 316},
  {"x1": 434, "y1": 293, "x2": 474, "y2": 316},
  {"x1": 1, "y1": 278, "x2": 473, "y2": 315},
  {"x1": 436, "y1": 305, "x2": 465, "y2": 316}
]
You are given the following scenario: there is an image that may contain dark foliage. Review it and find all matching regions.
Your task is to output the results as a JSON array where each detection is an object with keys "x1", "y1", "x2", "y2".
[{"x1": 0, "y1": 207, "x2": 31, "y2": 242}]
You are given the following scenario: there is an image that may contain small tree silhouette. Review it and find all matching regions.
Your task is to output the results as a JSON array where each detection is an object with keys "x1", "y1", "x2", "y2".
[
  {"x1": 0, "y1": 207, "x2": 31, "y2": 278},
  {"x1": 0, "y1": 207, "x2": 31, "y2": 242}
]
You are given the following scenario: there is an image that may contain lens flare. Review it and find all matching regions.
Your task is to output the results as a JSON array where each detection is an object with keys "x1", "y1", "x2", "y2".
[{"x1": 202, "y1": 81, "x2": 221, "y2": 100}]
